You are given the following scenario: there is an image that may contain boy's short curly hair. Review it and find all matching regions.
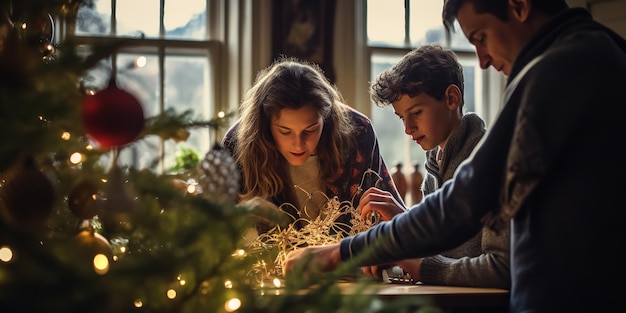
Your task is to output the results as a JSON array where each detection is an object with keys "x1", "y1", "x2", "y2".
[{"x1": 370, "y1": 44, "x2": 464, "y2": 110}]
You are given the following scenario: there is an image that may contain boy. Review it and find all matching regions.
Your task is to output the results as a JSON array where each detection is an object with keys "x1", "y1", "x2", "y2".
[{"x1": 363, "y1": 44, "x2": 509, "y2": 289}]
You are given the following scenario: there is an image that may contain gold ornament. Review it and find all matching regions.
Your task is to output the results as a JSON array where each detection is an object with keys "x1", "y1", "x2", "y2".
[{"x1": 72, "y1": 224, "x2": 113, "y2": 273}]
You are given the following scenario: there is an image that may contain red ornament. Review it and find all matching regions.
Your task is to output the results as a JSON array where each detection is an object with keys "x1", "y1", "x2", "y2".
[{"x1": 82, "y1": 79, "x2": 145, "y2": 148}]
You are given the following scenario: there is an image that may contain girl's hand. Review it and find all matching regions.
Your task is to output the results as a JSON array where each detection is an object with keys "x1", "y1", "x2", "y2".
[{"x1": 357, "y1": 187, "x2": 406, "y2": 221}]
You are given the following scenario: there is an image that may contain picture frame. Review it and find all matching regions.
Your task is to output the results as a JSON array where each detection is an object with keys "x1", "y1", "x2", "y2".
[{"x1": 272, "y1": 0, "x2": 336, "y2": 83}]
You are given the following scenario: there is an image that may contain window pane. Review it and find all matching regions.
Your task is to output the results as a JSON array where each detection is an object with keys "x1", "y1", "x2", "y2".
[
  {"x1": 409, "y1": 1, "x2": 446, "y2": 46},
  {"x1": 81, "y1": 54, "x2": 111, "y2": 90},
  {"x1": 76, "y1": 0, "x2": 111, "y2": 35},
  {"x1": 163, "y1": 55, "x2": 211, "y2": 170},
  {"x1": 462, "y1": 65, "x2": 475, "y2": 113},
  {"x1": 164, "y1": 0, "x2": 206, "y2": 40},
  {"x1": 458, "y1": 56, "x2": 483, "y2": 117},
  {"x1": 367, "y1": 0, "x2": 405, "y2": 46},
  {"x1": 116, "y1": 53, "x2": 160, "y2": 169},
  {"x1": 449, "y1": 20, "x2": 474, "y2": 52},
  {"x1": 117, "y1": 0, "x2": 160, "y2": 37},
  {"x1": 117, "y1": 53, "x2": 160, "y2": 117}
]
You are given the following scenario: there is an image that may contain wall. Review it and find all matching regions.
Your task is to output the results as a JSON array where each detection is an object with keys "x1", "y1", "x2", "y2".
[
  {"x1": 568, "y1": 0, "x2": 626, "y2": 37},
  {"x1": 248, "y1": 1, "x2": 364, "y2": 113}
]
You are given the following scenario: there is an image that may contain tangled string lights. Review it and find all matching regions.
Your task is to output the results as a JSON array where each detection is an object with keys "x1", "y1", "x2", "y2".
[{"x1": 246, "y1": 169, "x2": 383, "y2": 283}]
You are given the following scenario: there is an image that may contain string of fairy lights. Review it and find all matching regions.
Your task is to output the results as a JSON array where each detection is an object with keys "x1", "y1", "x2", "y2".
[{"x1": 245, "y1": 169, "x2": 383, "y2": 284}]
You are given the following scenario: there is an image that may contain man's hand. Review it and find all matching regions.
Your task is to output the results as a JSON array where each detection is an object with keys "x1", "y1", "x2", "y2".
[
  {"x1": 283, "y1": 243, "x2": 342, "y2": 276},
  {"x1": 362, "y1": 258, "x2": 422, "y2": 282},
  {"x1": 361, "y1": 264, "x2": 390, "y2": 279},
  {"x1": 357, "y1": 187, "x2": 406, "y2": 221}
]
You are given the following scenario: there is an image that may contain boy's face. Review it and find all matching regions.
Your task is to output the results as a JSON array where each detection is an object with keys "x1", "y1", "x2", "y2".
[
  {"x1": 455, "y1": 1, "x2": 529, "y2": 75},
  {"x1": 270, "y1": 104, "x2": 324, "y2": 166},
  {"x1": 392, "y1": 86, "x2": 462, "y2": 151}
]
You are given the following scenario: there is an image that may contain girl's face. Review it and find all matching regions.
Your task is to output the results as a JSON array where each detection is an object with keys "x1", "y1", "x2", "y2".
[
  {"x1": 270, "y1": 104, "x2": 324, "y2": 166},
  {"x1": 392, "y1": 86, "x2": 461, "y2": 151}
]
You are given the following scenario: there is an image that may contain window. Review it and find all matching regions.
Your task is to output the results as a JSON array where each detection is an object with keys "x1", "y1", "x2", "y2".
[
  {"x1": 73, "y1": 0, "x2": 230, "y2": 172},
  {"x1": 365, "y1": 0, "x2": 503, "y2": 205}
]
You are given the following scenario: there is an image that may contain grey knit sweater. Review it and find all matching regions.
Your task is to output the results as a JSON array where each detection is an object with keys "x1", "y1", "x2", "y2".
[{"x1": 420, "y1": 113, "x2": 511, "y2": 289}]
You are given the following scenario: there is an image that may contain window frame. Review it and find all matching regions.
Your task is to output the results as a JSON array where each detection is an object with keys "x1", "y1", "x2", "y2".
[{"x1": 66, "y1": 0, "x2": 252, "y2": 172}]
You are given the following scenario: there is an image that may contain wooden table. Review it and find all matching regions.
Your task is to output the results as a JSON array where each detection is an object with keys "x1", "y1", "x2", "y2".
[
  {"x1": 268, "y1": 279, "x2": 508, "y2": 312},
  {"x1": 335, "y1": 281, "x2": 509, "y2": 312}
]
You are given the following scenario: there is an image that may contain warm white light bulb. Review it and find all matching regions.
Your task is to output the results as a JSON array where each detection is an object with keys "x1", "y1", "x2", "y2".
[
  {"x1": 0, "y1": 246, "x2": 13, "y2": 262},
  {"x1": 177, "y1": 274, "x2": 186, "y2": 286},
  {"x1": 93, "y1": 254, "x2": 110, "y2": 275},
  {"x1": 166, "y1": 289, "x2": 176, "y2": 299},
  {"x1": 186, "y1": 184, "x2": 196, "y2": 194},
  {"x1": 69, "y1": 152, "x2": 83, "y2": 164},
  {"x1": 273, "y1": 278, "x2": 281, "y2": 288},
  {"x1": 136, "y1": 56, "x2": 147, "y2": 68},
  {"x1": 225, "y1": 298, "x2": 241, "y2": 312},
  {"x1": 232, "y1": 249, "x2": 246, "y2": 257}
]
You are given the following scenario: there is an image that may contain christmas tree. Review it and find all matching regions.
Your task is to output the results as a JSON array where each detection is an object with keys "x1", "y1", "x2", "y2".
[{"x1": 0, "y1": 1, "x2": 441, "y2": 312}]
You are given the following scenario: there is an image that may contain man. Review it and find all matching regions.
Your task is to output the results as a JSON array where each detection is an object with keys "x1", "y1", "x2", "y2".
[{"x1": 283, "y1": 1, "x2": 626, "y2": 312}]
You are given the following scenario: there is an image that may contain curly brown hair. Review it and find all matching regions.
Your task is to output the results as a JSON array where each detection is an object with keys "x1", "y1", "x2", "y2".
[{"x1": 370, "y1": 44, "x2": 464, "y2": 111}]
